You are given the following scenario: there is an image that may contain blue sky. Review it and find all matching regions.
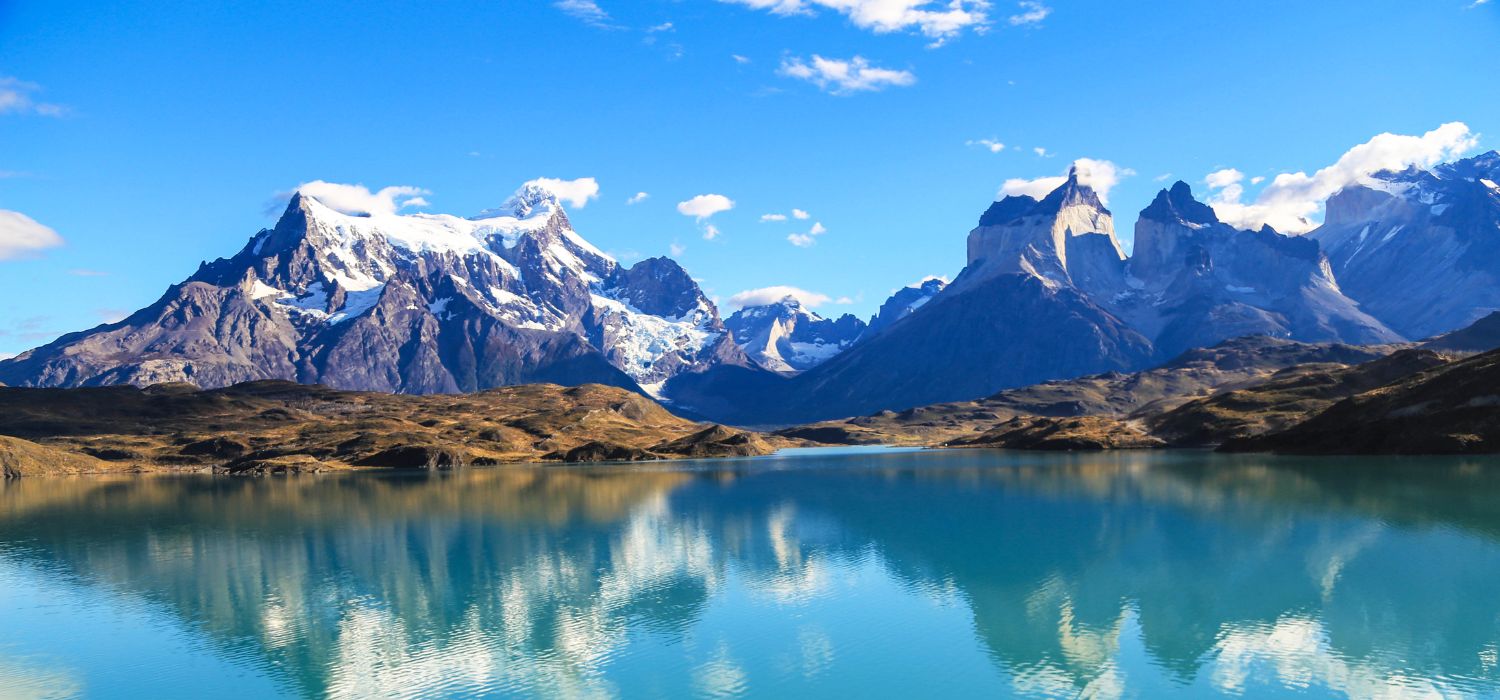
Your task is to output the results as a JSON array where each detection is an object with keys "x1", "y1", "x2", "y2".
[{"x1": 1, "y1": 0, "x2": 1497, "y2": 356}]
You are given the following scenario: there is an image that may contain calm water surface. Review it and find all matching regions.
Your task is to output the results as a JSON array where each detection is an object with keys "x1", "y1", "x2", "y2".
[{"x1": 3, "y1": 447, "x2": 1500, "y2": 699}]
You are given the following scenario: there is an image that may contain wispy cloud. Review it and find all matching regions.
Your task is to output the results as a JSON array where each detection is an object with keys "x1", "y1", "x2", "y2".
[
  {"x1": 554, "y1": 0, "x2": 619, "y2": 29},
  {"x1": 779, "y1": 55, "x2": 915, "y2": 94},
  {"x1": 787, "y1": 221, "x2": 827, "y2": 247},
  {"x1": 1008, "y1": 1, "x2": 1051, "y2": 26},
  {"x1": 728, "y1": 285, "x2": 832, "y2": 309},
  {"x1": 626, "y1": 191, "x2": 650, "y2": 205},
  {"x1": 0, "y1": 77, "x2": 68, "y2": 117},
  {"x1": 967, "y1": 138, "x2": 1006, "y2": 153},
  {"x1": 720, "y1": 0, "x2": 990, "y2": 43}
]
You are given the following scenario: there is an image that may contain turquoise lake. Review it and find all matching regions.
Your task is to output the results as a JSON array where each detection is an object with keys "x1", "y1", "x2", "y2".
[{"x1": 3, "y1": 447, "x2": 1500, "y2": 699}]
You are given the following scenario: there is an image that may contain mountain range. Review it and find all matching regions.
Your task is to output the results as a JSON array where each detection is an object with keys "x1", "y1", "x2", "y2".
[{"x1": 3, "y1": 151, "x2": 1498, "y2": 425}]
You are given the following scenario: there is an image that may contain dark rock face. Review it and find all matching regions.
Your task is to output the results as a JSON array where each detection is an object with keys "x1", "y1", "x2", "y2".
[
  {"x1": 723, "y1": 296, "x2": 866, "y2": 373},
  {"x1": 0, "y1": 187, "x2": 747, "y2": 398},
  {"x1": 863, "y1": 278, "x2": 947, "y2": 337},
  {"x1": 1311, "y1": 151, "x2": 1500, "y2": 339}
]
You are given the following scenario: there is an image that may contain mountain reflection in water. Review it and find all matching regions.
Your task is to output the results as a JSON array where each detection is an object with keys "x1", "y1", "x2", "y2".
[{"x1": 3, "y1": 448, "x2": 1500, "y2": 699}]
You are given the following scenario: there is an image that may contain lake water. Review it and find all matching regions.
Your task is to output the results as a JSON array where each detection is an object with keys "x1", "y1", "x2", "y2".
[{"x1": 3, "y1": 447, "x2": 1500, "y2": 699}]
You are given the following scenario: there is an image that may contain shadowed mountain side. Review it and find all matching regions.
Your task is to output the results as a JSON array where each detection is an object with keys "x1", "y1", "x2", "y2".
[
  {"x1": 1228, "y1": 345, "x2": 1500, "y2": 454},
  {"x1": 673, "y1": 272, "x2": 1154, "y2": 426},
  {"x1": 1149, "y1": 349, "x2": 1453, "y2": 447},
  {"x1": 778, "y1": 335, "x2": 1390, "y2": 445}
]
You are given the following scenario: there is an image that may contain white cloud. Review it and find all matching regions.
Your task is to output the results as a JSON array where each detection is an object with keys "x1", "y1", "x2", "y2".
[
  {"x1": 786, "y1": 221, "x2": 827, "y2": 247},
  {"x1": 1205, "y1": 168, "x2": 1244, "y2": 189},
  {"x1": 760, "y1": 213, "x2": 788, "y2": 222},
  {"x1": 968, "y1": 138, "x2": 1005, "y2": 153},
  {"x1": 294, "y1": 181, "x2": 430, "y2": 216},
  {"x1": 779, "y1": 55, "x2": 915, "y2": 95},
  {"x1": 1008, "y1": 1, "x2": 1051, "y2": 26},
  {"x1": 703, "y1": 224, "x2": 722, "y2": 240},
  {"x1": 1468, "y1": 0, "x2": 1490, "y2": 7},
  {"x1": 522, "y1": 176, "x2": 600, "y2": 208},
  {"x1": 720, "y1": 0, "x2": 990, "y2": 42},
  {"x1": 670, "y1": 242, "x2": 687, "y2": 256},
  {"x1": 647, "y1": 21, "x2": 674, "y2": 32},
  {"x1": 0, "y1": 209, "x2": 64, "y2": 260},
  {"x1": 998, "y1": 158, "x2": 1133, "y2": 205},
  {"x1": 677, "y1": 193, "x2": 735, "y2": 220},
  {"x1": 791, "y1": 208, "x2": 810, "y2": 220},
  {"x1": 834, "y1": 296, "x2": 855, "y2": 304},
  {"x1": 910, "y1": 274, "x2": 950, "y2": 287},
  {"x1": 732, "y1": 54, "x2": 752, "y2": 64},
  {"x1": 554, "y1": 0, "x2": 617, "y2": 28},
  {"x1": 728, "y1": 285, "x2": 832, "y2": 309},
  {"x1": 626, "y1": 191, "x2": 650, "y2": 204},
  {"x1": 1153, "y1": 173, "x2": 1173, "y2": 182},
  {"x1": 1033, "y1": 147, "x2": 1051, "y2": 157},
  {"x1": 0, "y1": 77, "x2": 67, "y2": 117},
  {"x1": 1250, "y1": 176, "x2": 1265, "y2": 185},
  {"x1": 1205, "y1": 121, "x2": 1479, "y2": 233}
]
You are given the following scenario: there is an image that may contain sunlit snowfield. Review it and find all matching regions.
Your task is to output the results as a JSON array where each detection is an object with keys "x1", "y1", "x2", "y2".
[{"x1": 3, "y1": 447, "x2": 1500, "y2": 699}]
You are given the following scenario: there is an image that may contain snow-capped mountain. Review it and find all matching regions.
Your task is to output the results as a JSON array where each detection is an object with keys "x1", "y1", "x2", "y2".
[
  {"x1": 0, "y1": 184, "x2": 746, "y2": 395},
  {"x1": 723, "y1": 296, "x2": 866, "y2": 373},
  {"x1": 1311, "y1": 151, "x2": 1500, "y2": 339},
  {"x1": 1115, "y1": 181, "x2": 1401, "y2": 358}
]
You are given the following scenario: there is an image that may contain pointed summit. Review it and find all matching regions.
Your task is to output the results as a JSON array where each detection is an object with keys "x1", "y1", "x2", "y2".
[
  {"x1": 1141, "y1": 181, "x2": 1219, "y2": 225},
  {"x1": 1037, "y1": 165, "x2": 1109, "y2": 215}
]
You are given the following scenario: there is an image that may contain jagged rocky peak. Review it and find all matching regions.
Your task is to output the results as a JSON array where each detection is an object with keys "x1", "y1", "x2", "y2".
[
  {"x1": 866, "y1": 277, "x2": 947, "y2": 336},
  {"x1": 1130, "y1": 181, "x2": 1225, "y2": 282},
  {"x1": 724, "y1": 296, "x2": 866, "y2": 374},
  {"x1": 1140, "y1": 181, "x2": 1219, "y2": 225},
  {"x1": 964, "y1": 167, "x2": 1122, "y2": 287},
  {"x1": 601, "y1": 257, "x2": 715, "y2": 321}
]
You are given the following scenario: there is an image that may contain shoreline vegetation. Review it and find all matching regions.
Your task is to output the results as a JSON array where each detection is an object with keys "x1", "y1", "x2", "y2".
[{"x1": 6, "y1": 329, "x2": 1500, "y2": 478}]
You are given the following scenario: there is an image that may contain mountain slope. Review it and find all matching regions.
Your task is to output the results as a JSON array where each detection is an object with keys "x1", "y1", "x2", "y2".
[
  {"x1": 1311, "y1": 151, "x2": 1500, "y2": 339},
  {"x1": 1115, "y1": 182, "x2": 1401, "y2": 358},
  {"x1": 1226, "y1": 345, "x2": 1500, "y2": 454}
]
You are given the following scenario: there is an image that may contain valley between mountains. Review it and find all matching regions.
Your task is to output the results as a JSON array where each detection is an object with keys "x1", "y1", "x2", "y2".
[{"x1": 4, "y1": 151, "x2": 1500, "y2": 473}]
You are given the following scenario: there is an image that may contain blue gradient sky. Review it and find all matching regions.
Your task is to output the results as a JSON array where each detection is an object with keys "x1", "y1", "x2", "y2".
[{"x1": 1, "y1": 1, "x2": 1497, "y2": 356}]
